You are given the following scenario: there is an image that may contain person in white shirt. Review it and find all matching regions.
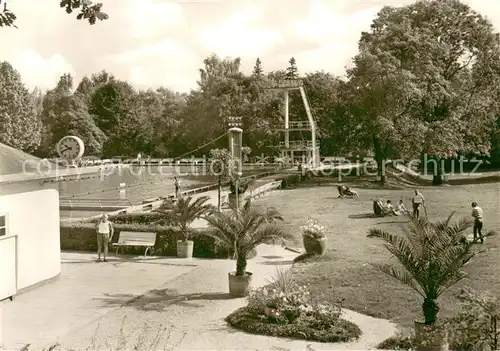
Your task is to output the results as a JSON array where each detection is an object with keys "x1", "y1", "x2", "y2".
[
  {"x1": 95, "y1": 214, "x2": 114, "y2": 262},
  {"x1": 471, "y1": 202, "x2": 484, "y2": 243},
  {"x1": 394, "y1": 199, "x2": 409, "y2": 216},
  {"x1": 411, "y1": 190, "x2": 425, "y2": 218}
]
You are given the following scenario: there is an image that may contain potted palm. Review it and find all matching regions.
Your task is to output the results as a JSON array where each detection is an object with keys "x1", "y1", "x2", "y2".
[
  {"x1": 155, "y1": 195, "x2": 214, "y2": 258},
  {"x1": 204, "y1": 199, "x2": 293, "y2": 297},
  {"x1": 368, "y1": 212, "x2": 496, "y2": 351},
  {"x1": 301, "y1": 217, "x2": 327, "y2": 255}
]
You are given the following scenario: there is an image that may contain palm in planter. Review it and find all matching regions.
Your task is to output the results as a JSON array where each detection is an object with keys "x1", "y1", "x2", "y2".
[
  {"x1": 368, "y1": 212, "x2": 496, "y2": 351},
  {"x1": 155, "y1": 195, "x2": 214, "y2": 258},
  {"x1": 204, "y1": 199, "x2": 292, "y2": 297}
]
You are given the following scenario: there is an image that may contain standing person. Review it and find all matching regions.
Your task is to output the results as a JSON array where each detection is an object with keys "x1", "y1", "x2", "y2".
[
  {"x1": 95, "y1": 214, "x2": 114, "y2": 262},
  {"x1": 411, "y1": 189, "x2": 425, "y2": 218},
  {"x1": 173, "y1": 176, "x2": 180, "y2": 198},
  {"x1": 471, "y1": 202, "x2": 484, "y2": 243}
]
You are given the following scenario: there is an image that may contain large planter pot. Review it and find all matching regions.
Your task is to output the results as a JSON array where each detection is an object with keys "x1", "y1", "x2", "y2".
[
  {"x1": 228, "y1": 271, "x2": 253, "y2": 297},
  {"x1": 176, "y1": 240, "x2": 194, "y2": 258},
  {"x1": 303, "y1": 236, "x2": 327, "y2": 255},
  {"x1": 414, "y1": 321, "x2": 449, "y2": 351}
]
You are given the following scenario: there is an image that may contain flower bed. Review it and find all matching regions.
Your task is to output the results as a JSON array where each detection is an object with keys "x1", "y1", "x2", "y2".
[{"x1": 225, "y1": 279, "x2": 361, "y2": 343}]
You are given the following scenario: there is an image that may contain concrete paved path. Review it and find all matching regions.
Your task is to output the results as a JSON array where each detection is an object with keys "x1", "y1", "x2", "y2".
[{"x1": 1, "y1": 246, "x2": 397, "y2": 351}]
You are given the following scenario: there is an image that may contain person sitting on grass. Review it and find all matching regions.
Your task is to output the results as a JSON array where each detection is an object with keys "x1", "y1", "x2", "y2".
[
  {"x1": 344, "y1": 186, "x2": 359, "y2": 198},
  {"x1": 394, "y1": 199, "x2": 409, "y2": 216},
  {"x1": 385, "y1": 200, "x2": 398, "y2": 216}
]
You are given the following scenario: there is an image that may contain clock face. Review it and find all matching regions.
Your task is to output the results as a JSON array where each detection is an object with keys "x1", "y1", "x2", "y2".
[{"x1": 57, "y1": 136, "x2": 84, "y2": 160}]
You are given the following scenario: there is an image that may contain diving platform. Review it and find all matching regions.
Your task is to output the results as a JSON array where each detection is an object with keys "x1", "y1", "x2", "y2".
[{"x1": 265, "y1": 78, "x2": 320, "y2": 167}]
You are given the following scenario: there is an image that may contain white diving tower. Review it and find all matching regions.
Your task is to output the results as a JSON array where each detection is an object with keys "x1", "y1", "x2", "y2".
[{"x1": 266, "y1": 79, "x2": 320, "y2": 168}]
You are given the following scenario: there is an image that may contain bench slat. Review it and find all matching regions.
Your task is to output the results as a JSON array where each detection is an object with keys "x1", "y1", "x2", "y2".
[{"x1": 116, "y1": 231, "x2": 156, "y2": 246}]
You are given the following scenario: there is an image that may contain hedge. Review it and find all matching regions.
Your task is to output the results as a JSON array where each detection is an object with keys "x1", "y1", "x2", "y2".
[{"x1": 60, "y1": 222, "x2": 231, "y2": 258}]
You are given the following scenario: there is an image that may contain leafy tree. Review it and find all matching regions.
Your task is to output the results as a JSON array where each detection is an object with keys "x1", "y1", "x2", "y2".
[
  {"x1": 252, "y1": 58, "x2": 264, "y2": 76},
  {"x1": 285, "y1": 57, "x2": 299, "y2": 80},
  {"x1": 368, "y1": 212, "x2": 496, "y2": 326},
  {"x1": 204, "y1": 199, "x2": 291, "y2": 275},
  {"x1": 50, "y1": 96, "x2": 106, "y2": 156},
  {"x1": 178, "y1": 55, "x2": 248, "y2": 153},
  {"x1": 1, "y1": 0, "x2": 108, "y2": 28},
  {"x1": 148, "y1": 88, "x2": 186, "y2": 156},
  {"x1": 350, "y1": 0, "x2": 500, "y2": 184},
  {"x1": 37, "y1": 74, "x2": 105, "y2": 156},
  {"x1": 89, "y1": 79, "x2": 134, "y2": 134},
  {"x1": 241, "y1": 146, "x2": 251, "y2": 162},
  {"x1": 0, "y1": 61, "x2": 41, "y2": 152},
  {"x1": 209, "y1": 148, "x2": 235, "y2": 211}
]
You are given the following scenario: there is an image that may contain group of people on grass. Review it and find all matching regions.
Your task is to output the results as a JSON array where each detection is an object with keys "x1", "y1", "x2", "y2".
[{"x1": 374, "y1": 189, "x2": 485, "y2": 243}]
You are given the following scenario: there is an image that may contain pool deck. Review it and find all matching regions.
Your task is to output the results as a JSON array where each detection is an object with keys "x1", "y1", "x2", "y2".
[{"x1": 0, "y1": 247, "x2": 397, "y2": 351}]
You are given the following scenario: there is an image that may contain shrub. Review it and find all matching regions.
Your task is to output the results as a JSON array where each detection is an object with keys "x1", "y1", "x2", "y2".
[
  {"x1": 90, "y1": 212, "x2": 167, "y2": 225},
  {"x1": 60, "y1": 222, "x2": 230, "y2": 258},
  {"x1": 280, "y1": 174, "x2": 301, "y2": 189},
  {"x1": 445, "y1": 289, "x2": 500, "y2": 350},
  {"x1": 227, "y1": 267, "x2": 361, "y2": 343},
  {"x1": 376, "y1": 332, "x2": 416, "y2": 350}
]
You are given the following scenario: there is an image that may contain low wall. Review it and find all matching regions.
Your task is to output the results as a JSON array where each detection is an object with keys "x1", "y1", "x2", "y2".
[{"x1": 0, "y1": 189, "x2": 61, "y2": 291}]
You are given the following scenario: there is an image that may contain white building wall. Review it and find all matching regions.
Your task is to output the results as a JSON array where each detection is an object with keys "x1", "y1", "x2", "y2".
[{"x1": 0, "y1": 189, "x2": 61, "y2": 291}]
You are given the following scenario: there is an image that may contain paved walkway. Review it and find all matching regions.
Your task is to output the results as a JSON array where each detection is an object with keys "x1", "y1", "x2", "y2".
[{"x1": 1, "y1": 246, "x2": 397, "y2": 350}]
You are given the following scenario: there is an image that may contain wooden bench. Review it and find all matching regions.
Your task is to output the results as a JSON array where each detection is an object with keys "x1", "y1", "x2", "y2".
[{"x1": 112, "y1": 231, "x2": 157, "y2": 257}]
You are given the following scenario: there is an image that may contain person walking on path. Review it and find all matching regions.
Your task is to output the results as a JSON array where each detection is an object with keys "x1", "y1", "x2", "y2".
[
  {"x1": 411, "y1": 189, "x2": 425, "y2": 219},
  {"x1": 95, "y1": 214, "x2": 114, "y2": 262},
  {"x1": 173, "y1": 176, "x2": 180, "y2": 198},
  {"x1": 471, "y1": 201, "x2": 484, "y2": 243}
]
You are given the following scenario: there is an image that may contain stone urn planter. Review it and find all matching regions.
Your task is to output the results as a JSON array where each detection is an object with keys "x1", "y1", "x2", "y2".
[
  {"x1": 414, "y1": 321, "x2": 449, "y2": 351},
  {"x1": 303, "y1": 235, "x2": 327, "y2": 255},
  {"x1": 176, "y1": 240, "x2": 194, "y2": 258},
  {"x1": 228, "y1": 271, "x2": 253, "y2": 297}
]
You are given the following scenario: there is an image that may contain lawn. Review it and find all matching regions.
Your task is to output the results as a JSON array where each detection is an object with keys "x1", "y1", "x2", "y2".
[{"x1": 253, "y1": 180, "x2": 500, "y2": 329}]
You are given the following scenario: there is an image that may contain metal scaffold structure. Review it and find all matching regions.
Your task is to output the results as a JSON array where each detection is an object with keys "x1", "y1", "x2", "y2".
[{"x1": 266, "y1": 79, "x2": 320, "y2": 168}]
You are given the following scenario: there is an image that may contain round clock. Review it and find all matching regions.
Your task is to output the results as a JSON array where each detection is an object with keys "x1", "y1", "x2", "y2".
[{"x1": 56, "y1": 136, "x2": 85, "y2": 161}]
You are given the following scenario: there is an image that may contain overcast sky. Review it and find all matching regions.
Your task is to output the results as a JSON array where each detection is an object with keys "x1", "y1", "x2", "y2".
[{"x1": 1, "y1": 0, "x2": 499, "y2": 93}]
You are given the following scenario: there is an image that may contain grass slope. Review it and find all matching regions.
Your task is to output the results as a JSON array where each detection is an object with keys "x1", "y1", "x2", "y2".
[{"x1": 254, "y1": 182, "x2": 500, "y2": 328}]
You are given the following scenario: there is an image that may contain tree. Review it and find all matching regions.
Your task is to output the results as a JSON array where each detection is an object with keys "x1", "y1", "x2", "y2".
[
  {"x1": 49, "y1": 96, "x2": 106, "y2": 156},
  {"x1": 368, "y1": 212, "x2": 495, "y2": 326},
  {"x1": 241, "y1": 146, "x2": 251, "y2": 162},
  {"x1": 0, "y1": 61, "x2": 41, "y2": 152},
  {"x1": 1, "y1": 0, "x2": 108, "y2": 28},
  {"x1": 349, "y1": 0, "x2": 500, "y2": 184},
  {"x1": 147, "y1": 88, "x2": 186, "y2": 157},
  {"x1": 209, "y1": 148, "x2": 235, "y2": 211},
  {"x1": 252, "y1": 58, "x2": 263, "y2": 76},
  {"x1": 204, "y1": 199, "x2": 291, "y2": 275},
  {"x1": 178, "y1": 55, "x2": 248, "y2": 153},
  {"x1": 285, "y1": 57, "x2": 298, "y2": 80}
]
